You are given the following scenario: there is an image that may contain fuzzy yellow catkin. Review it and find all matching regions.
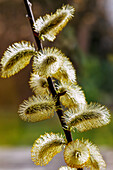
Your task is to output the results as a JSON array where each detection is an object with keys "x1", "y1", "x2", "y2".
[
  {"x1": 29, "y1": 72, "x2": 49, "y2": 95},
  {"x1": 18, "y1": 95, "x2": 55, "y2": 122},
  {"x1": 64, "y1": 103, "x2": 111, "y2": 132},
  {"x1": 84, "y1": 139, "x2": 106, "y2": 170},
  {"x1": 33, "y1": 47, "x2": 65, "y2": 78},
  {"x1": 63, "y1": 139, "x2": 106, "y2": 169},
  {"x1": 0, "y1": 41, "x2": 36, "y2": 78},
  {"x1": 31, "y1": 133, "x2": 66, "y2": 166},
  {"x1": 52, "y1": 57, "x2": 76, "y2": 83},
  {"x1": 64, "y1": 139, "x2": 90, "y2": 168},
  {"x1": 58, "y1": 81, "x2": 86, "y2": 109},
  {"x1": 34, "y1": 4, "x2": 75, "y2": 41}
]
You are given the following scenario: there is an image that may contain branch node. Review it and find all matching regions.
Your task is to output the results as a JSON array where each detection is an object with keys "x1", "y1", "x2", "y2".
[
  {"x1": 28, "y1": 0, "x2": 32, "y2": 7},
  {"x1": 58, "y1": 91, "x2": 66, "y2": 97}
]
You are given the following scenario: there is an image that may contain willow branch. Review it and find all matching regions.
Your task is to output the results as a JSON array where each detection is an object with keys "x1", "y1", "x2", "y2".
[
  {"x1": 23, "y1": 0, "x2": 72, "y2": 143},
  {"x1": 23, "y1": 0, "x2": 82, "y2": 169}
]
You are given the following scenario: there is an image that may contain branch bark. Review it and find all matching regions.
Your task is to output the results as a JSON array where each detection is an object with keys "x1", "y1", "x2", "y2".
[
  {"x1": 23, "y1": 0, "x2": 42, "y2": 51},
  {"x1": 47, "y1": 77, "x2": 72, "y2": 143}
]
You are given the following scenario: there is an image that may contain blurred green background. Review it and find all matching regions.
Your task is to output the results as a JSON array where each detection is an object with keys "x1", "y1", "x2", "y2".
[{"x1": 0, "y1": 0, "x2": 113, "y2": 147}]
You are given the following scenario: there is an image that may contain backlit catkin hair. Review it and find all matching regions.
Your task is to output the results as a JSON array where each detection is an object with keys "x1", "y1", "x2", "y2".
[
  {"x1": 31, "y1": 133, "x2": 66, "y2": 166},
  {"x1": 64, "y1": 139, "x2": 90, "y2": 168},
  {"x1": 64, "y1": 103, "x2": 110, "y2": 132},
  {"x1": 34, "y1": 4, "x2": 75, "y2": 41},
  {"x1": 53, "y1": 57, "x2": 76, "y2": 83},
  {"x1": 29, "y1": 72, "x2": 49, "y2": 95},
  {"x1": 0, "y1": 41, "x2": 36, "y2": 78},
  {"x1": 18, "y1": 95, "x2": 55, "y2": 122},
  {"x1": 33, "y1": 47, "x2": 65, "y2": 77},
  {"x1": 58, "y1": 82, "x2": 86, "y2": 109},
  {"x1": 84, "y1": 139, "x2": 106, "y2": 170}
]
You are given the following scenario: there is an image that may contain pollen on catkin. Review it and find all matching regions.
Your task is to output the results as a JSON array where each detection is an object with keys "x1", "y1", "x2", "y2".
[
  {"x1": 58, "y1": 82, "x2": 86, "y2": 109},
  {"x1": 29, "y1": 72, "x2": 49, "y2": 95},
  {"x1": 0, "y1": 41, "x2": 36, "y2": 78},
  {"x1": 84, "y1": 139, "x2": 106, "y2": 170},
  {"x1": 18, "y1": 95, "x2": 55, "y2": 122},
  {"x1": 33, "y1": 47, "x2": 65, "y2": 78},
  {"x1": 31, "y1": 133, "x2": 66, "y2": 166},
  {"x1": 64, "y1": 139, "x2": 90, "y2": 168},
  {"x1": 34, "y1": 4, "x2": 75, "y2": 41},
  {"x1": 64, "y1": 103, "x2": 111, "y2": 132}
]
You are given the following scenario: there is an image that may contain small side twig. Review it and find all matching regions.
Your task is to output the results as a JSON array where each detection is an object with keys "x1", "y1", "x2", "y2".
[{"x1": 58, "y1": 91, "x2": 67, "y2": 97}]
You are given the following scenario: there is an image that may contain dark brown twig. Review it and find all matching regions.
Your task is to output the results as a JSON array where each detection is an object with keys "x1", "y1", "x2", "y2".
[
  {"x1": 23, "y1": 0, "x2": 42, "y2": 51},
  {"x1": 47, "y1": 77, "x2": 72, "y2": 143}
]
